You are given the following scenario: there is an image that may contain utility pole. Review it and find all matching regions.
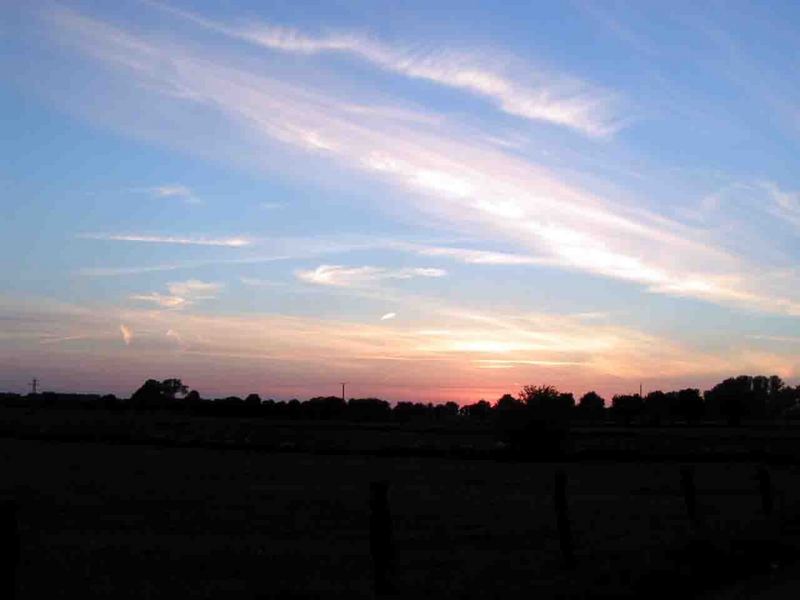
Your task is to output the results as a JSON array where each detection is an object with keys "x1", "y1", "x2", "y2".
[
  {"x1": 30, "y1": 378, "x2": 38, "y2": 395},
  {"x1": 639, "y1": 383, "x2": 643, "y2": 398},
  {"x1": 340, "y1": 382, "x2": 347, "y2": 403}
]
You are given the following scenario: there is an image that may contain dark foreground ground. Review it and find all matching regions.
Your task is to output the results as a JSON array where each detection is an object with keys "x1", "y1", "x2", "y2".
[
  {"x1": 7, "y1": 408, "x2": 800, "y2": 461},
  {"x1": 4, "y1": 429, "x2": 800, "y2": 598}
]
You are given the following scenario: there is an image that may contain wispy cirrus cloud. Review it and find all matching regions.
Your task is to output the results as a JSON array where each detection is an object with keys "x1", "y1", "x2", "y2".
[
  {"x1": 297, "y1": 265, "x2": 446, "y2": 287},
  {"x1": 154, "y1": 2, "x2": 622, "y2": 137},
  {"x1": 44, "y1": 7, "x2": 800, "y2": 315},
  {"x1": 129, "y1": 293, "x2": 190, "y2": 309},
  {"x1": 131, "y1": 279, "x2": 223, "y2": 309},
  {"x1": 80, "y1": 233, "x2": 251, "y2": 247},
  {"x1": 119, "y1": 323, "x2": 133, "y2": 345},
  {"x1": 239, "y1": 277, "x2": 286, "y2": 288},
  {"x1": 167, "y1": 280, "x2": 222, "y2": 298},
  {"x1": 407, "y1": 244, "x2": 550, "y2": 266},
  {"x1": 747, "y1": 334, "x2": 800, "y2": 344},
  {"x1": 77, "y1": 235, "x2": 405, "y2": 277},
  {"x1": 474, "y1": 358, "x2": 581, "y2": 369},
  {"x1": 761, "y1": 181, "x2": 800, "y2": 229},
  {"x1": 257, "y1": 34, "x2": 622, "y2": 137},
  {"x1": 38, "y1": 334, "x2": 92, "y2": 345},
  {"x1": 165, "y1": 328, "x2": 184, "y2": 346},
  {"x1": 133, "y1": 184, "x2": 199, "y2": 203}
]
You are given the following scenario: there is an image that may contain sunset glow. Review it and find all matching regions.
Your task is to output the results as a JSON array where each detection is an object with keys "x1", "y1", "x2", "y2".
[{"x1": 3, "y1": 2, "x2": 800, "y2": 401}]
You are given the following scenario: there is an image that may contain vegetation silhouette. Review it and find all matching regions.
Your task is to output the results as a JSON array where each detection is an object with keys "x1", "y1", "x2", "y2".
[
  {"x1": 4, "y1": 374, "x2": 800, "y2": 461},
  {"x1": 495, "y1": 385, "x2": 574, "y2": 458},
  {"x1": 5, "y1": 374, "x2": 800, "y2": 427},
  {"x1": 130, "y1": 378, "x2": 188, "y2": 410},
  {"x1": 577, "y1": 391, "x2": 605, "y2": 423}
]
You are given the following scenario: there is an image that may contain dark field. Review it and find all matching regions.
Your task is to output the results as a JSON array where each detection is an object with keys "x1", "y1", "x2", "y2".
[
  {"x1": 5, "y1": 425, "x2": 800, "y2": 598},
  {"x1": 7, "y1": 408, "x2": 800, "y2": 460}
]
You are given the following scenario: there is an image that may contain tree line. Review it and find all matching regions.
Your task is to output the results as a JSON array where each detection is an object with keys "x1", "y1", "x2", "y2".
[{"x1": 2, "y1": 374, "x2": 799, "y2": 426}]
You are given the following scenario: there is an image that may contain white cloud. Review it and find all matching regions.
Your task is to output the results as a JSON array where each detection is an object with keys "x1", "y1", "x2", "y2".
[
  {"x1": 39, "y1": 334, "x2": 91, "y2": 345},
  {"x1": 131, "y1": 280, "x2": 223, "y2": 309},
  {"x1": 152, "y1": 184, "x2": 192, "y2": 198},
  {"x1": 167, "y1": 280, "x2": 223, "y2": 299},
  {"x1": 158, "y1": 4, "x2": 622, "y2": 137},
  {"x1": 119, "y1": 323, "x2": 133, "y2": 345},
  {"x1": 130, "y1": 293, "x2": 189, "y2": 309},
  {"x1": 474, "y1": 359, "x2": 580, "y2": 368},
  {"x1": 296, "y1": 265, "x2": 446, "y2": 287},
  {"x1": 45, "y1": 8, "x2": 800, "y2": 316},
  {"x1": 410, "y1": 245, "x2": 549, "y2": 265},
  {"x1": 762, "y1": 181, "x2": 800, "y2": 229},
  {"x1": 134, "y1": 184, "x2": 199, "y2": 203},
  {"x1": 747, "y1": 334, "x2": 800, "y2": 344},
  {"x1": 76, "y1": 235, "x2": 390, "y2": 277},
  {"x1": 81, "y1": 233, "x2": 251, "y2": 247},
  {"x1": 380, "y1": 312, "x2": 397, "y2": 320},
  {"x1": 166, "y1": 328, "x2": 184, "y2": 345},
  {"x1": 341, "y1": 102, "x2": 442, "y2": 125},
  {"x1": 240, "y1": 277, "x2": 286, "y2": 288}
]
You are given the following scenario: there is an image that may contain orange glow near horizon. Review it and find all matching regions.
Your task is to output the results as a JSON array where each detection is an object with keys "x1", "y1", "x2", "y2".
[{"x1": 1, "y1": 297, "x2": 793, "y2": 404}]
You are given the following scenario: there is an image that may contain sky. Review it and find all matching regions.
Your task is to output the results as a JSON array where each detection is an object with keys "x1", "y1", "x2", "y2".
[{"x1": 3, "y1": 1, "x2": 800, "y2": 403}]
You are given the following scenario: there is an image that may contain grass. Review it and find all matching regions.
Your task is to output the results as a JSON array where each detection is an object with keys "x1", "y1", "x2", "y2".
[{"x1": 3, "y1": 435, "x2": 800, "y2": 598}]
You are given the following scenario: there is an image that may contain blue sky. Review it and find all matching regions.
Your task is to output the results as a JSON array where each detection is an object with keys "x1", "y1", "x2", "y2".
[{"x1": 2, "y1": 1, "x2": 800, "y2": 401}]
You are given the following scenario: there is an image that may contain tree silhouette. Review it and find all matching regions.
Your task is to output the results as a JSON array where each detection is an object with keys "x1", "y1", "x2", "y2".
[
  {"x1": 519, "y1": 385, "x2": 557, "y2": 407},
  {"x1": 643, "y1": 390, "x2": 670, "y2": 425},
  {"x1": 765, "y1": 377, "x2": 798, "y2": 417},
  {"x1": 460, "y1": 400, "x2": 492, "y2": 420},
  {"x1": 304, "y1": 396, "x2": 346, "y2": 420},
  {"x1": 347, "y1": 398, "x2": 391, "y2": 421},
  {"x1": 496, "y1": 386, "x2": 572, "y2": 457},
  {"x1": 705, "y1": 377, "x2": 748, "y2": 425},
  {"x1": 183, "y1": 389, "x2": 201, "y2": 406},
  {"x1": 495, "y1": 393, "x2": 522, "y2": 411},
  {"x1": 611, "y1": 394, "x2": 643, "y2": 425},
  {"x1": 577, "y1": 391, "x2": 605, "y2": 422},
  {"x1": 130, "y1": 379, "x2": 163, "y2": 409},
  {"x1": 676, "y1": 388, "x2": 703, "y2": 424},
  {"x1": 161, "y1": 379, "x2": 188, "y2": 399},
  {"x1": 103, "y1": 372, "x2": 800, "y2": 429},
  {"x1": 130, "y1": 378, "x2": 188, "y2": 409},
  {"x1": 441, "y1": 401, "x2": 459, "y2": 418}
]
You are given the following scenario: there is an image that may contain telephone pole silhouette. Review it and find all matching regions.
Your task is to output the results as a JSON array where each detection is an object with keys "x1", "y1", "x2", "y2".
[{"x1": 340, "y1": 382, "x2": 347, "y2": 403}]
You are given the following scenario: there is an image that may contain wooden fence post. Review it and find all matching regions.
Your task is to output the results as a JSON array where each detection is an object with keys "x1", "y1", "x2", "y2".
[
  {"x1": 757, "y1": 466, "x2": 773, "y2": 517},
  {"x1": 370, "y1": 481, "x2": 393, "y2": 595},
  {"x1": 680, "y1": 466, "x2": 697, "y2": 523},
  {"x1": 0, "y1": 501, "x2": 19, "y2": 600},
  {"x1": 554, "y1": 469, "x2": 575, "y2": 568}
]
